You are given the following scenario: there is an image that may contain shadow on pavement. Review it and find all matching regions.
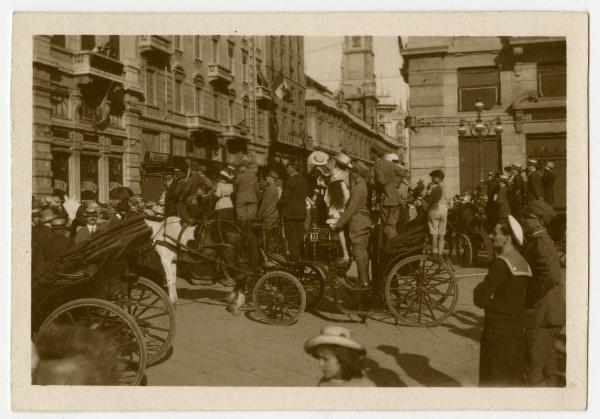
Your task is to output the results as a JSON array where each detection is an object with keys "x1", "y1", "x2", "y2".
[
  {"x1": 439, "y1": 309, "x2": 484, "y2": 343},
  {"x1": 363, "y1": 358, "x2": 406, "y2": 387},
  {"x1": 177, "y1": 287, "x2": 230, "y2": 304},
  {"x1": 377, "y1": 344, "x2": 462, "y2": 387}
]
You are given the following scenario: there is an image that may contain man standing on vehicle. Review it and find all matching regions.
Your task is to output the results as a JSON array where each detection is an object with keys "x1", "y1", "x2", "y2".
[
  {"x1": 373, "y1": 152, "x2": 403, "y2": 242},
  {"x1": 278, "y1": 162, "x2": 308, "y2": 262},
  {"x1": 257, "y1": 171, "x2": 281, "y2": 254},
  {"x1": 333, "y1": 161, "x2": 372, "y2": 287}
]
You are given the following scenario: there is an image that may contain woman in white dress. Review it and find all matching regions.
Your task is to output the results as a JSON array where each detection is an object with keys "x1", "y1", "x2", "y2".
[{"x1": 324, "y1": 153, "x2": 352, "y2": 261}]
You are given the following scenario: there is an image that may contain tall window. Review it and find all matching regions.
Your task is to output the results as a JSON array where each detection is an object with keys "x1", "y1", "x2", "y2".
[
  {"x1": 51, "y1": 35, "x2": 66, "y2": 48},
  {"x1": 457, "y1": 67, "x2": 501, "y2": 112},
  {"x1": 141, "y1": 130, "x2": 161, "y2": 153},
  {"x1": 172, "y1": 136, "x2": 186, "y2": 157},
  {"x1": 174, "y1": 79, "x2": 183, "y2": 113},
  {"x1": 242, "y1": 98, "x2": 248, "y2": 122},
  {"x1": 211, "y1": 38, "x2": 219, "y2": 63},
  {"x1": 146, "y1": 68, "x2": 156, "y2": 105},
  {"x1": 80, "y1": 35, "x2": 96, "y2": 50},
  {"x1": 228, "y1": 99, "x2": 234, "y2": 124},
  {"x1": 227, "y1": 42, "x2": 234, "y2": 72},
  {"x1": 174, "y1": 35, "x2": 182, "y2": 50},
  {"x1": 212, "y1": 93, "x2": 219, "y2": 120},
  {"x1": 242, "y1": 54, "x2": 248, "y2": 83},
  {"x1": 537, "y1": 63, "x2": 566, "y2": 97},
  {"x1": 352, "y1": 36, "x2": 361, "y2": 47},
  {"x1": 193, "y1": 36, "x2": 201, "y2": 59},
  {"x1": 51, "y1": 94, "x2": 69, "y2": 119},
  {"x1": 194, "y1": 86, "x2": 202, "y2": 114}
]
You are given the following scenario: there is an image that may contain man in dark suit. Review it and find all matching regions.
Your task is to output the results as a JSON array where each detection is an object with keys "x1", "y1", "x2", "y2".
[
  {"x1": 542, "y1": 162, "x2": 556, "y2": 206},
  {"x1": 163, "y1": 168, "x2": 179, "y2": 217},
  {"x1": 527, "y1": 159, "x2": 544, "y2": 203},
  {"x1": 73, "y1": 205, "x2": 103, "y2": 244},
  {"x1": 278, "y1": 163, "x2": 308, "y2": 262}
]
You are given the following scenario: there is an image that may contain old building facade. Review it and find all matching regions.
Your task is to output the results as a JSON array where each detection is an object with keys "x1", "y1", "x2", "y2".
[
  {"x1": 376, "y1": 93, "x2": 408, "y2": 165},
  {"x1": 342, "y1": 36, "x2": 378, "y2": 128},
  {"x1": 400, "y1": 36, "x2": 566, "y2": 209},
  {"x1": 32, "y1": 35, "x2": 305, "y2": 202},
  {"x1": 305, "y1": 76, "x2": 397, "y2": 164}
]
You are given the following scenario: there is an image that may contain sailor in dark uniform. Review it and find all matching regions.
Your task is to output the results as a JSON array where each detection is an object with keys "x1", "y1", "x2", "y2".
[{"x1": 474, "y1": 215, "x2": 532, "y2": 386}]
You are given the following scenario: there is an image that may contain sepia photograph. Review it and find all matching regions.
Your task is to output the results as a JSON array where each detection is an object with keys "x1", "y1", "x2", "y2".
[{"x1": 11, "y1": 11, "x2": 589, "y2": 411}]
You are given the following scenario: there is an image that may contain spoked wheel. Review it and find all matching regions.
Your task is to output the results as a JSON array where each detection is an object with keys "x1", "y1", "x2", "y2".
[
  {"x1": 252, "y1": 271, "x2": 306, "y2": 325},
  {"x1": 38, "y1": 298, "x2": 147, "y2": 385},
  {"x1": 116, "y1": 277, "x2": 176, "y2": 366},
  {"x1": 291, "y1": 263, "x2": 325, "y2": 309},
  {"x1": 384, "y1": 255, "x2": 458, "y2": 327},
  {"x1": 451, "y1": 233, "x2": 473, "y2": 267}
]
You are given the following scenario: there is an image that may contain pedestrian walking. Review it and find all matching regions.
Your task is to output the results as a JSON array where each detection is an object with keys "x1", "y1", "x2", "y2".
[
  {"x1": 277, "y1": 162, "x2": 309, "y2": 262},
  {"x1": 474, "y1": 215, "x2": 532, "y2": 387},
  {"x1": 521, "y1": 200, "x2": 565, "y2": 386},
  {"x1": 426, "y1": 169, "x2": 448, "y2": 261},
  {"x1": 304, "y1": 326, "x2": 375, "y2": 387},
  {"x1": 332, "y1": 161, "x2": 372, "y2": 287}
]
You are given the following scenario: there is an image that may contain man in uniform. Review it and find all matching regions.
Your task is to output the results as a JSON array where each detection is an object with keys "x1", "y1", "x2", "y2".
[
  {"x1": 542, "y1": 161, "x2": 556, "y2": 206},
  {"x1": 333, "y1": 161, "x2": 372, "y2": 287},
  {"x1": 521, "y1": 199, "x2": 565, "y2": 386},
  {"x1": 527, "y1": 159, "x2": 544, "y2": 203},
  {"x1": 373, "y1": 152, "x2": 404, "y2": 241},
  {"x1": 278, "y1": 163, "x2": 309, "y2": 262}
]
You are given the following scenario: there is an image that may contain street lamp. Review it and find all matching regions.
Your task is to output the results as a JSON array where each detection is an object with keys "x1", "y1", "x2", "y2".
[{"x1": 457, "y1": 99, "x2": 503, "y2": 183}]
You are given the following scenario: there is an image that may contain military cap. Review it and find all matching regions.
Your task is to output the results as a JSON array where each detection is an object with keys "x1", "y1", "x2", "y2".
[{"x1": 524, "y1": 199, "x2": 557, "y2": 224}]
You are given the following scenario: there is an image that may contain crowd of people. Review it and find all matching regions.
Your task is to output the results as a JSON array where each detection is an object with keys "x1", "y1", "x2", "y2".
[{"x1": 31, "y1": 145, "x2": 565, "y2": 387}]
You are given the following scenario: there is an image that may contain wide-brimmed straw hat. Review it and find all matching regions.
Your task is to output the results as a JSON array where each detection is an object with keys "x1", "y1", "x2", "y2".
[
  {"x1": 333, "y1": 152, "x2": 352, "y2": 169},
  {"x1": 307, "y1": 150, "x2": 329, "y2": 167},
  {"x1": 40, "y1": 208, "x2": 58, "y2": 224},
  {"x1": 304, "y1": 326, "x2": 366, "y2": 354},
  {"x1": 50, "y1": 218, "x2": 69, "y2": 229}
]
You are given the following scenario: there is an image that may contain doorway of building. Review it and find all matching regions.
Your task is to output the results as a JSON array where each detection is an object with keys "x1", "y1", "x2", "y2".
[
  {"x1": 526, "y1": 133, "x2": 566, "y2": 211},
  {"x1": 459, "y1": 136, "x2": 501, "y2": 193}
]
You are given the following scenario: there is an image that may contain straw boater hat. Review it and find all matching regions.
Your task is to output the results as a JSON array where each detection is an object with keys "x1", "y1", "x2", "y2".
[
  {"x1": 50, "y1": 217, "x2": 69, "y2": 229},
  {"x1": 507, "y1": 215, "x2": 524, "y2": 246},
  {"x1": 219, "y1": 169, "x2": 234, "y2": 181},
  {"x1": 307, "y1": 150, "x2": 329, "y2": 167},
  {"x1": 527, "y1": 159, "x2": 538, "y2": 167},
  {"x1": 266, "y1": 170, "x2": 280, "y2": 180},
  {"x1": 498, "y1": 173, "x2": 510, "y2": 182},
  {"x1": 546, "y1": 161, "x2": 554, "y2": 169},
  {"x1": 511, "y1": 162, "x2": 521, "y2": 170},
  {"x1": 304, "y1": 326, "x2": 366, "y2": 355},
  {"x1": 333, "y1": 152, "x2": 352, "y2": 169}
]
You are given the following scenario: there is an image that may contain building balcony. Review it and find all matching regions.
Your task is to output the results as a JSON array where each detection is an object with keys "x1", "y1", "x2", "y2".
[
  {"x1": 207, "y1": 63, "x2": 234, "y2": 86},
  {"x1": 255, "y1": 85, "x2": 273, "y2": 103},
  {"x1": 139, "y1": 35, "x2": 173, "y2": 58},
  {"x1": 72, "y1": 51, "x2": 124, "y2": 83},
  {"x1": 221, "y1": 121, "x2": 251, "y2": 140},
  {"x1": 186, "y1": 114, "x2": 222, "y2": 134}
]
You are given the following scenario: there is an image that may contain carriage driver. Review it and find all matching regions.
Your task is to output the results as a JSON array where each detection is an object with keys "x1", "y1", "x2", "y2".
[{"x1": 332, "y1": 161, "x2": 372, "y2": 288}]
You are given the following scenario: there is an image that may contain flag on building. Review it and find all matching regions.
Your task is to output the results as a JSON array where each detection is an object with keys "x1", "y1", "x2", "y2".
[{"x1": 272, "y1": 70, "x2": 290, "y2": 100}]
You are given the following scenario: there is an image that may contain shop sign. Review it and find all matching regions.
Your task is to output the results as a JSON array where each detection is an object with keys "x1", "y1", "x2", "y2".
[
  {"x1": 109, "y1": 181, "x2": 122, "y2": 191},
  {"x1": 146, "y1": 151, "x2": 170, "y2": 163},
  {"x1": 53, "y1": 179, "x2": 68, "y2": 192}
]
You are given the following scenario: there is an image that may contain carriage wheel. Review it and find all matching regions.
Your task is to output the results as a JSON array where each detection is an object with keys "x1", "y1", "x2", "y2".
[
  {"x1": 252, "y1": 271, "x2": 306, "y2": 325},
  {"x1": 38, "y1": 298, "x2": 147, "y2": 385},
  {"x1": 384, "y1": 255, "x2": 458, "y2": 327},
  {"x1": 451, "y1": 233, "x2": 473, "y2": 267},
  {"x1": 292, "y1": 263, "x2": 325, "y2": 309},
  {"x1": 118, "y1": 277, "x2": 176, "y2": 366}
]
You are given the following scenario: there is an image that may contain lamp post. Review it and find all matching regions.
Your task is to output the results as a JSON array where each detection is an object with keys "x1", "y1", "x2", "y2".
[{"x1": 457, "y1": 99, "x2": 504, "y2": 183}]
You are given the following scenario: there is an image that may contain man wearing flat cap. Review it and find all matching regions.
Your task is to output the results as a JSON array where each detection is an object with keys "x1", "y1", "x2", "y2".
[
  {"x1": 278, "y1": 163, "x2": 309, "y2": 262},
  {"x1": 521, "y1": 199, "x2": 564, "y2": 386},
  {"x1": 474, "y1": 215, "x2": 532, "y2": 386},
  {"x1": 332, "y1": 161, "x2": 372, "y2": 287}
]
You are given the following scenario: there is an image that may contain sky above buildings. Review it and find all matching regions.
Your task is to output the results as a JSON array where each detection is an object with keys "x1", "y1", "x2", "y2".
[{"x1": 304, "y1": 36, "x2": 409, "y2": 110}]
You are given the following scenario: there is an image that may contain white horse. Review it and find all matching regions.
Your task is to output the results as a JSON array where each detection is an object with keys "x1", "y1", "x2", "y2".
[{"x1": 144, "y1": 217, "x2": 196, "y2": 304}]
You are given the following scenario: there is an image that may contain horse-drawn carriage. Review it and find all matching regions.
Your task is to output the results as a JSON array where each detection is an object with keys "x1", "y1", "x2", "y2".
[{"x1": 32, "y1": 214, "x2": 176, "y2": 385}]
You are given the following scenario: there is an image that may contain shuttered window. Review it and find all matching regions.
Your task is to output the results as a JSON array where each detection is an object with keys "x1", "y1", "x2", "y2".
[
  {"x1": 457, "y1": 67, "x2": 500, "y2": 112},
  {"x1": 538, "y1": 63, "x2": 566, "y2": 97}
]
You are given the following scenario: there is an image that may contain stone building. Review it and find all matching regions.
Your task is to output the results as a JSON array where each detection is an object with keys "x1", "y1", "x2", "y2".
[
  {"x1": 342, "y1": 36, "x2": 378, "y2": 128},
  {"x1": 305, "y1": 76, "x2": 397, "y2": 164},
  {"x1": 32, "y1": 35, "x2": 305, "y2": 202},
  {"x1": 400, "y1": 36, "x2": 566, "y2": 209},
  {"x1": 376, "y1": 91, "x2": 408, "y2": 165}
]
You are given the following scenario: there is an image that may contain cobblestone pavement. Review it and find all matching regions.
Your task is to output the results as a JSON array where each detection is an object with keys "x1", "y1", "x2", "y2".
[{"x1": 145, "y1": 264, "x2": 490, "y2": 387}]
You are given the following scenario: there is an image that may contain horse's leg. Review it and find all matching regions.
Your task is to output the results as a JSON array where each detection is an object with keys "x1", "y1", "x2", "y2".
[{"x1": 157, "y1": 246, "x2": 178, "y2": 304}]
